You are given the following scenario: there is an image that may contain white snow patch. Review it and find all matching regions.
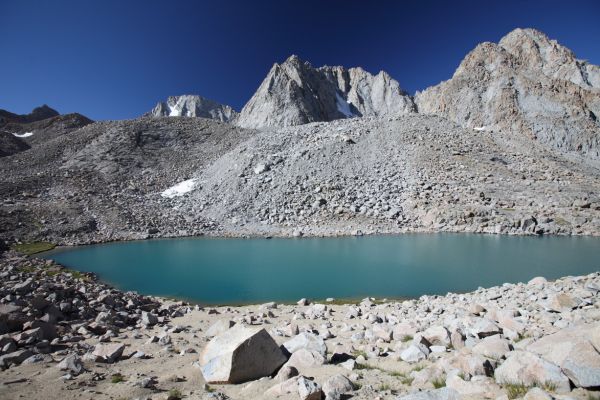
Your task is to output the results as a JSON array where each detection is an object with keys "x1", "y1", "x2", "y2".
[
  {"x1": 12, "y1": 132, "x2": 33, "y2": 138},
  {"x1": 161, "y1": 179, "x2": 197, "y2": 198},
  {"x1": 473, "y1": 126, "x2": 487, "y2": 131},
  {"x1": 168, "y1": 105, "x2": 181, "y2": 117},
  {"x1": 335, "y1": 92, "x2": 354, "y2": 118}
]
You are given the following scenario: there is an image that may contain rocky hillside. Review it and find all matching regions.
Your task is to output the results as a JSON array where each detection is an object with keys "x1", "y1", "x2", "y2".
[
  {"x1": 416, "y1": 28, "x2": 600, "y2": 160},
  {"x1": 0, "y1": 132, "x2": 30, "y2": 157},
  {"x1": 148, "y1": 94, "x2": 238, "y2": 122},
  {"x1": 1, "y1": 113, "x2": 599, "y2": 245},
  {"x1": 0, "y1": 105, "x2": 92, "y2": 157},
  {"x1": 236, "y1": 55, "x2": 415, "y2": 128}
]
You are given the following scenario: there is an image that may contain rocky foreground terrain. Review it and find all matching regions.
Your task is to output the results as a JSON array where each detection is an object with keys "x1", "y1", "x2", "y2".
[{"x1": 0, "y1": 250, "x2": 599, "y2": 400}]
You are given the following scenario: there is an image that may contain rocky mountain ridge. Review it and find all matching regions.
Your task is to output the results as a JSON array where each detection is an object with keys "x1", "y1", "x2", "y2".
[
  {"x1": 0, "y1": 106, "x2": 92, "y2": 157},
  {"x1": 146, "y1": 28, "x2": 599, "y2": 162},
  {"x1": 147, "y1": 94, "x2": 237, "y2": 122},
  {"x1": 0, "y1": 105, "x2": 59, "y2": 125},
  {"x1": 416, "y1": 28, "x2": 600, "y2": 160},
  {"x1": 235, "y1": 55, "x2": 416, "y2": 128}
]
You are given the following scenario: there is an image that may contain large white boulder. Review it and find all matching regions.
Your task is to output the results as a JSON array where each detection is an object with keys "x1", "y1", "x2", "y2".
[
  {"x1": 494, "y1": 350, "x2": 571, "y2": 393},
  {"x1": 199, "y1": 324, "x2": 287, "y2": 383},
  {"x1": 527, "y1": 322, "x2": 600, "y2": 388},
  {"x1": 283, "y1": 332, "x2": 327, "y2": 356}
]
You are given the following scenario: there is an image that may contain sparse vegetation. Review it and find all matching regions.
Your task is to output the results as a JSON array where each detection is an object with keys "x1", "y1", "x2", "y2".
[
  {"x1": 17, "y1": 265, "x2": 36, "y2": 273},
  {"x1": 12, "y1": 241, "x2": 55, "y2": 256},
  {"x1": 401, "y1": 335, "x2": 413, "y2": 342},
  {"x1": 167, "y1": 389, "x2": 183, "y2": 400},
  {"x1": 355, "y1": 362, "x2": 376, "y2": 370},
  {"x1": 379, "y1": 383, "x2": 391, "y2": 391},
  {"x1": 505, "y1": 383, "x2": 529, "y2": 399},
  {"x1": 515, "y1": 333, "x2": 531, "y2": 343},
  {"x1": 503, "y1": 381, "x2": 557, "y2": 399},
  {"x1": 111, "y1": 373, "x2": 125, "y2": 383},
  {"x1": 432, "y1": 376, "x2": 446, "y2": 389},
  {"x1": 68, "y1": 269, "x2": 91, "y2": 281},
  {"x1": 352, "y1": 350, "x2": 368, "y2": 359},
  {"x1": 400, "y1": 376, "x2": 414, "y2": 386}
]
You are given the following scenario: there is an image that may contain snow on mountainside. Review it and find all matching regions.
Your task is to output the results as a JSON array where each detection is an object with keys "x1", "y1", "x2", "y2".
[
  {"x1": 148, "y1": 95, "x2": 238, "y2": 122},
  {"x1": 235, "y1": 55, "x2": 415, "y2": 128}
]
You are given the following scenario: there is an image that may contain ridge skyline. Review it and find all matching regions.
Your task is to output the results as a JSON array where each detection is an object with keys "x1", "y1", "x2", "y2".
[{"x1": 2, "y1": 0, "x2": 600, "y2": 120}]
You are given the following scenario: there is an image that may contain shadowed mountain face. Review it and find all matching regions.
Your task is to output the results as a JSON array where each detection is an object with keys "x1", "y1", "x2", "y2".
[
  {"x1": 235, "y1": 55, "x2": 416, "y2": 128},
  {"x1": 0, "y1": 132, "x2": 30, "y2": 157},
  {"x1": 0, "y1": 105, "x2": 59, "y2": 125},
  {"x1": 416, "y1": 28, "x2": 600, "y2": 159},
  {"x1": 0, "y1": 106, "x2": 93, "y2": 157}
]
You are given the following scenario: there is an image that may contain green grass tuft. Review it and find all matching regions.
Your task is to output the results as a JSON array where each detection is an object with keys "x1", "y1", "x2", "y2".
[
  {"x1": 12, "y1": 242, "x2": 55, "y2": 256},
  {"x1": 352, "y1": 350, "x2": 368, "y2": 358},
  {"x1": 505, "y1": 383, "x2": 529, "y2": 399},
  {"x1": 355, "y1": 362, "x2": 376, "y2": 370},
  {"x1": 111, "y1": 373, "x2": 125, "y2": 383},
  {"x1": 400, "y1": 376, "x2": 414, "y2": 386},
  {"x1": 432, "y1": 376, "x2": 446, "y2": 389},
  {"x1": 168, "y1": 389, "x2": 183, "y2": 400},
  {"x1": 379, "y1": 383, "x2": 391, "y2": 391}
]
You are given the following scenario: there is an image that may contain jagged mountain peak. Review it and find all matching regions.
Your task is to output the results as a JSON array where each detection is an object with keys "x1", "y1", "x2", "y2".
[
  {"x1": 416, "y1": 27, "x2": 600, "y2": 160},
  {"x1": 147, "y1": 94, "x2": 237, "y2": 123},
  {"x1": 236, "y1": 55, "x2": 415, "y2": 129}
]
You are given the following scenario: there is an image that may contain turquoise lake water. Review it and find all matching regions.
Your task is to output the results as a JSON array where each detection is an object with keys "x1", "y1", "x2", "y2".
[{"x1": 41, "y1": 234, "x2": 600, "y2": 305}]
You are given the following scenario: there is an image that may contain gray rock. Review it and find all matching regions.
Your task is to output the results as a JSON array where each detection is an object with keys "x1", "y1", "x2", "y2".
[
  {"x1": 275, "y1": 365, "x2": 299, "y2": 382},
  {"x1": 400, "y1": 344, "x2": 429, "y2": 363},
  {"x1": 205, "y1": 320, "x2": 235, "y2": 337},
  {"x1": 494, "y1": 350, "x2": 570, "y2": 393},
  {"x1": 92, "y1": 342, "x2": 125, "y2": 363},
  {"x1": 57, "y1": 354, "x2": 84, "y2": 375},
  {"x1": 0, "y1": 349, "x2": 33, "y2": 369},
  {"x1": 422, "y1": 326, "x2": 451, "y2": 347},
  {"x1": 285, "y1": 348, "x2": 326, "y2": 369},
  {"x1": 472, "y1": 335, "x2": 511, "y2": 360},
  {"x1": 141, "y1": 311, "x2": 158, "y2": 326},
  {"x1": 395, "y1": 387, "x2": 460, "y2": 400},
  {"x1": 527, "y1": 322, "x2": 600, "y2": 388},
  {"x1": 322, "y1": 374, "x2": 355, "y2": 400},
  {"x1": 283, "y1": 332, "x2": 327, "y2": 357},
  {"x1": 199, "y1": 324, "x2": 286, "y2": 384},
  {"x1": 297, "y1": 376, "x2": 323, "y2": 400}
]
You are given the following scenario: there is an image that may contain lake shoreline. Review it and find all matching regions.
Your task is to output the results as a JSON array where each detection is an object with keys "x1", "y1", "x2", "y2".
[
  {"x1": 36, "y1": 233, "x2": 600, "y2": 306},
  {"x1": 18, "y1": 222, "x2": 600, "y2": 248},
  {"x1": 0, "y1": 249, "x2": 599, "y2": 399}
]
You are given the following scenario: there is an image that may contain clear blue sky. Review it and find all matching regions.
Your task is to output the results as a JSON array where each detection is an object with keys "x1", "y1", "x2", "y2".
[{"x1": 1, "y1": 0, "x2": 599, "y2": 121}]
